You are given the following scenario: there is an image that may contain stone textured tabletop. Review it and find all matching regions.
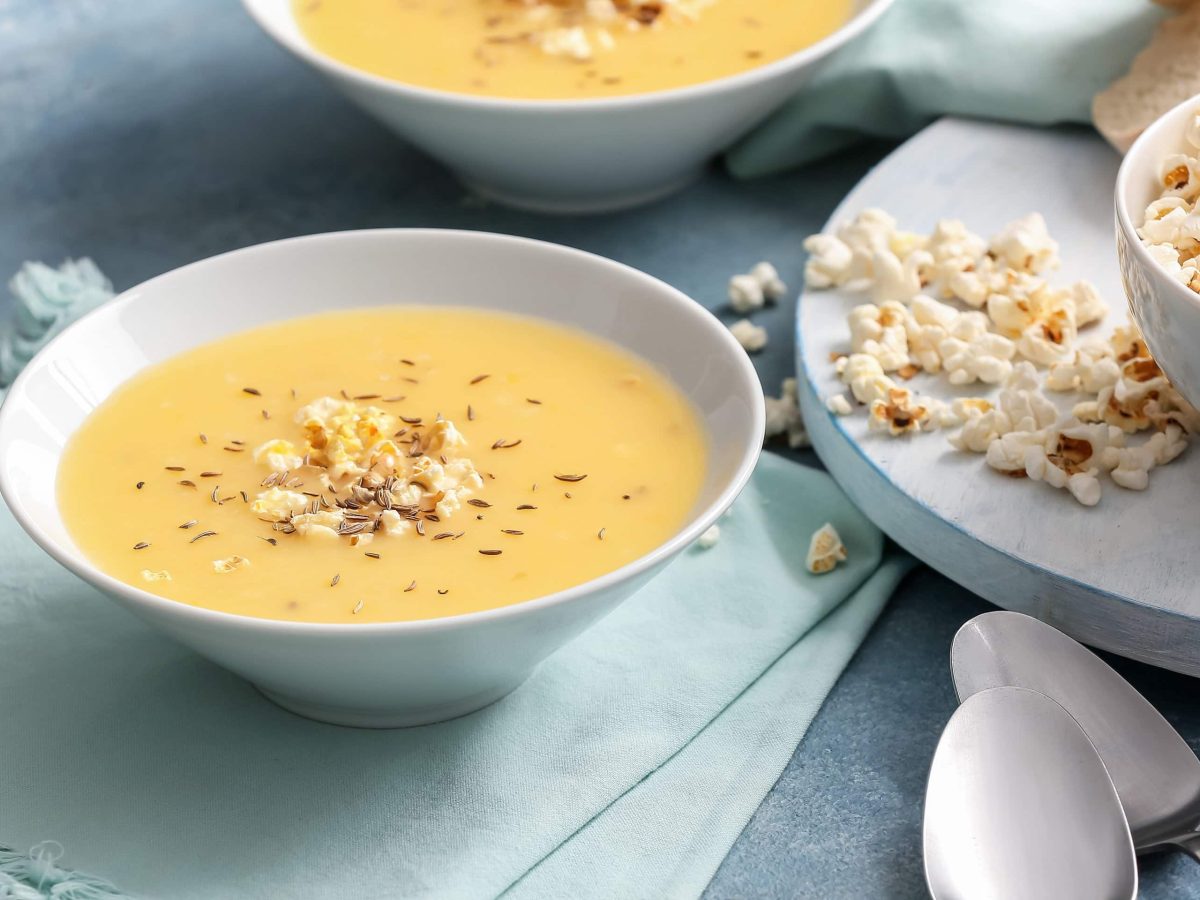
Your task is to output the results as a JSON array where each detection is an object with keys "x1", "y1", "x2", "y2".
[{"x1": 2, "y1": 2, "x2": 1198, "y2": 896}]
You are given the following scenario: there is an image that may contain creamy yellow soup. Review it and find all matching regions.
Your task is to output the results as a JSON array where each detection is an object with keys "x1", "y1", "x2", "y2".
[
  {"x1": 294, "y1": 0, "x2": 852, "y2": 100},
  {"x1": 58, "y1": 308, "x2": 708, "y2": 623}
]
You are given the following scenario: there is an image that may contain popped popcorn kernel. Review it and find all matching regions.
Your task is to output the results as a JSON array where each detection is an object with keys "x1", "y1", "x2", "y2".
[
  {"x1": 696, "y1": 524, "x2": 721, "y2": 549},
  {"x1": 806, "y1": 523, "x2": 847, "y2": 574},
  {"x1": 988, "y1": 213, "x2": 1059, "y2": 274},
  {"x1": 212, "y1": 555, "x2": 251, "y2": 574},
  {"x1": 728, "y1": 261, "x2": 787, "y2": 312},
  {"x1": 729, "y1": 318, "x2": 768, "y2": 353},
  {"x1": 868, "y1": 386, "x2": 936, "y2": 436},
  {"x1": 764, "y1": 377, "x2": 808, "y2": 448},
  {"x1": 802, "y1": 234, "x2": 854, "y2": 288},
  {"x1": 826, "y1": 393, "x2": 853, "y2": 416}
]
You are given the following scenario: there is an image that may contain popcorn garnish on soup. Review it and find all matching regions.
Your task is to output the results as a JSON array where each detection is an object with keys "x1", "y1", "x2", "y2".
[
  {"x1": 252, "y1": 396, "x2": 483, "y2": 541},
  {"x1": 804, "y1": 209, "x2": 1200, "y2": 506}
]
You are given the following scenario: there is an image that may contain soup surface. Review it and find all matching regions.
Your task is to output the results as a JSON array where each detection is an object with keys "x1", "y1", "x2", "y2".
[
  {"x1": 293, "y1": 0, "x2": 852, "y2": 100},
  {"x1": 58, "y1": 308, "x2": 707, "y2": 623}
]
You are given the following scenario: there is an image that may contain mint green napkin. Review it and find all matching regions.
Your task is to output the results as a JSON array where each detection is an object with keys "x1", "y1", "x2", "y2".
[
  {"x1": 0, "y1": 448, "x2": 912, "y2": 899},
  {"x1": 728, "y1": 0, "x2": 1165, "y2": 178},
  {"x1": 0, "y1": 259, "x2": 113, "y2": 393}
]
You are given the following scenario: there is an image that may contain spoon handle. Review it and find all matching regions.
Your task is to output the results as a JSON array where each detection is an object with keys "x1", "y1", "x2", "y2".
[{"x1": 1178, "y1": 833, "x2": 1200, "y2": 863}]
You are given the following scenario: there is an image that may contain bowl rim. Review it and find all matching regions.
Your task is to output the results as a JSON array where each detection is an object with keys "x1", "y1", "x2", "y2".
[
  {"x1": 1115, "y1": 91, "x2": 1200, "y2": 312},
  {"x1": 0, "y1": 228, "x2": 765, "y2": 636},
  {"x1": 240, "y1": 0, "x2": 895, "y2": 112}
]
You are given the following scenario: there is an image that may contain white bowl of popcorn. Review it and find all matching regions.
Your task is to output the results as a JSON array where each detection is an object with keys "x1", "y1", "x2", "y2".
[
  {"x1": 1116, "y1": 94, "x2": 1200, "y2": 407},
  {"x1": 241, "y1": 0, "x2": 894, "y2": 214}
]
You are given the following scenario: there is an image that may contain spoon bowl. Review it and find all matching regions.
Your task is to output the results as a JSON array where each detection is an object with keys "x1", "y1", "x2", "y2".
[
  {"x1": 953, "y1": 610, "x2": 1200, "y2": 858},
  {"x1": 924, "y1": 686, "x2": 1137, "y2": 900}
]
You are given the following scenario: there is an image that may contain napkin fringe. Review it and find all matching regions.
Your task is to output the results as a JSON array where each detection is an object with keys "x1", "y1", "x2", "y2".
[{"x1": 0, "y1": 842, "x2": 131, "y2": 899}]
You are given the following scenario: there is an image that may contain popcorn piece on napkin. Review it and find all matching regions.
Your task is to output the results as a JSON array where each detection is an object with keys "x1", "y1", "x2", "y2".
[
  {"x1": 695, "y1": 524, "x2": 721, "y2": 549},
  {"x1": 806, "y1": 523, "x2": 848, "y2": 574}
]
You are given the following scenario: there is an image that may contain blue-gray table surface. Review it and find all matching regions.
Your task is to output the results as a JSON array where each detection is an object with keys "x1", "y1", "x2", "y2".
[{"x1": 2, "y1": 2, "x2": 1197, "y2": 897}]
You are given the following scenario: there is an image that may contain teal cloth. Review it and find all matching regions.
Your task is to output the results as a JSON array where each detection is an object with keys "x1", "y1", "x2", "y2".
[
  {"x1": 0, "y1": 260, "x2": 113, "y2": 392},
  {"x1": 727, "y1": 0, "x2": 1166, "y2": 178},
  {"x1": 0, "y1": 450, "x2": 912, "y2": 899}
]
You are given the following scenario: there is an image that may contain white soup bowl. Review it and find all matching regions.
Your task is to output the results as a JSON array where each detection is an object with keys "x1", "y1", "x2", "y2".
[{"x1": 0, "y1": 230, "x2": 763, "y2": 727}]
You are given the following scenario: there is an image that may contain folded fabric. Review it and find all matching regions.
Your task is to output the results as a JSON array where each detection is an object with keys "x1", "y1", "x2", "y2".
[
  {"x1": 727, "y1": 0, "x2": 1165, "y2": 178},
  {"x1": 0, "y1": 259, "x2": 113, "y2": 393},
  {"x1": 0, "y1": 449, "x2": 912, "y2": 899}
]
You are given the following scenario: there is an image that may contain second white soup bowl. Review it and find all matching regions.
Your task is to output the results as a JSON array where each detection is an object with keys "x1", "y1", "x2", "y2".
[{"x1": 241, "y1": 0, "x2": 895, "y2": 213}]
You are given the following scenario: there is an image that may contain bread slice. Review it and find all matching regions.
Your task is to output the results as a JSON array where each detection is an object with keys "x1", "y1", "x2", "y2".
[{"x1": 1094, "y1": 4, "x2": 1200, "y2": 154}]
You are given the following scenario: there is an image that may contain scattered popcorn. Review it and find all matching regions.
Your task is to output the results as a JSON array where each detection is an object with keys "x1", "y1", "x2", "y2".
[
  {"x1": 728, "y1": 275, "x2": 765, "y2": 313},
  {"x1": 934, "y1": 396, "x2": 993, "y2": 430},
  {"x1": 805, "y1": 208, "x2": 1199, "y2": 505},
  {"x1": 926, "y1": 219, "x2": 988, "y2": 290},
  {"x1": 1068, "y1": 281, "x2": 1109, "y2": 329},
  {"x1": 939, "y1": 330, "x2": 1016, "y2": 386},
  {"x1": 751, "y1": 262, "x2": 787, "y2": 300},
  {"x1": 868, "y1": 386, "x2": 939, "y2": 436},
  {"x1": 728, "y1": 261, "x2": 787, "y2": 312},
  {"x1": 906, "y1": 299, "x2": 989, "y2": 375},
  {"x1": 987, "y1": 213, "x2": 1059, "y2": 274},
  {"x1": 1045, "y1": 341, "x2": 1120, "y2": 394},
  {"x1": 849, "y1": 302, "x2": 911, "y2": 371},
  {"x1": 764, "y1": 377, "x2": 809, "y2": 448},
  {"x1": 729, "y1": 318, "x2": 768, "y2": 353},
  {"x1": 212, "y1": 556, "x2": 251, "y2": 574},
  {"x1": 802, "y1": 234, "x2": 854, "y2": 288},
  {"x1": 987, "y1": 279, "x2": 1085, "y2": 367},
  {"x1": 986, "y1": 420, "x2": 1124, "y2": 507},
  {"x1": 141, "y1": 569, "x2": 172, "y2": 582},
  {"x1": 826, "y1": 393, "x2": 853, "y2": 416},
  {"x1": 869, "y1": 247, "x2": 930, "y2": 304},
  {"x1": 837, "y1": 353, "x2": 898, "y2": 405},
  {"x1": 1139, "y1": 111, "x2": 1200, "y2": 294},
  {"x1": 696, "y1": 524, "x2": 721, "y2": 549},
  {"x1": 1111, "y1": 424, "x2": 1188, "y2": 490},
  {"x1": 806, "y1": 523, "x2": 848, "y2": 574}
]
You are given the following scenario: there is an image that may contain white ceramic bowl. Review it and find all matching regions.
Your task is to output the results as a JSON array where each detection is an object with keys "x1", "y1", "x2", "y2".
[
  {"x1": 1116, "y1": 93, "x2": 1200, "y2": 406},
  {"x1": 241, "y1": 0, "x2": 894, "y2": 214},
  {"x1": 0, "y1": 230, "x2": 762, "y2": 728}
]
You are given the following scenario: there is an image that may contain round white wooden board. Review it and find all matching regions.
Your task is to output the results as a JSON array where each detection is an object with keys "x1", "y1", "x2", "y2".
[{"x1": 798, "y1": 118, "x2": 1200, "y2": 676}]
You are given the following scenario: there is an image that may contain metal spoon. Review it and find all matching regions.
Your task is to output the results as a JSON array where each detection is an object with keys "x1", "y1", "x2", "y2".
[
  {"x1": 924, "y1": 686, "x2": 1137, "y2": 900},
  {"x1": 953, "y1": 610, "x2": 1200, "y2": 860}
]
